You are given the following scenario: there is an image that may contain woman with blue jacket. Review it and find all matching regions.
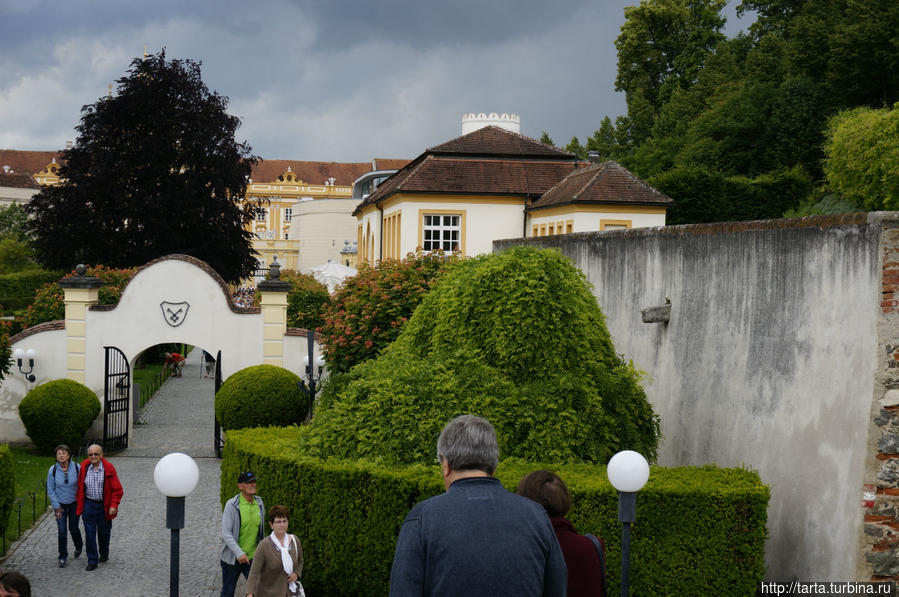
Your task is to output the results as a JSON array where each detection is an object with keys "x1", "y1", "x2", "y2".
[{"x1": 46, "y1": 444, "x2": 83, "y2": 567}]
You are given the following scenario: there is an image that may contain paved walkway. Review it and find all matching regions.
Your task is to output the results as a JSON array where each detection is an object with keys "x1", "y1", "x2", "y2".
[{"x1": 1, "y1": 353, "x2": 236, "y2": 597}]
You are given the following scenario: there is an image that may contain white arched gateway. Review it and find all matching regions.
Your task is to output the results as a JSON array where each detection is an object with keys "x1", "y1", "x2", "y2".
[{"x1": 0, "y1": 254, "x2": 321, "y2": 450}]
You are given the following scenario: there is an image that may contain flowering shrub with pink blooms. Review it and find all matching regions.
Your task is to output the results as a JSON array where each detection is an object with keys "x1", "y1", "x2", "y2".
[{"x1": 319, "y1": 250, "x2": 459, "y2": 373}]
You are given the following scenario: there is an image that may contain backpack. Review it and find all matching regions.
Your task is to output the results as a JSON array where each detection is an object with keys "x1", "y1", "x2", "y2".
[
  {"x1": 53, "y1": 461, "x2": 80, "y2": 480},
  {"x1": 585, "y1": 533, "x2": 607, "y2": 597}
]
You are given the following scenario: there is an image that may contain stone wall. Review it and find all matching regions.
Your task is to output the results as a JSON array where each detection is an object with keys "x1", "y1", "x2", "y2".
[
  {"x1": 496, "y1": 212, "x2": 899, "y2": 581},
  {"x1": 866, "y1": 226, "x2": 899, "y2": 580}
]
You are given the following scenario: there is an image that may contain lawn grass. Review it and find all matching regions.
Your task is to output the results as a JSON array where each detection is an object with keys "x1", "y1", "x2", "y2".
[
  {"x1": 2, "y1": 445, "x2": 55, "y2": 554},
  {"x1": 133, "y1": 362, "x2": 165, "y2": 388}
]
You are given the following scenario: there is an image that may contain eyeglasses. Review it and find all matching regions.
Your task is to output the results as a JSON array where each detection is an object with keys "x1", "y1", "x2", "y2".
[
  {"x1": 63, "y1": 469, "x2": 69, "y2": 484},
  {"x1": 88, "y1": 452, "x2": 101, "y2": 457}
]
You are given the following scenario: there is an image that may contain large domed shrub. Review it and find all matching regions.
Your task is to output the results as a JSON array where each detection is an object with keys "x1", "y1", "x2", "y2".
[
  {"x1": 18, "y1": 379, "x2": 101, "y2": 452},
  {"x1": 215, "y1": 364, "x2": 307, "y2": 430},
  {"x1": 306, "y1": 246, "x2": 661, "y2": 465}
]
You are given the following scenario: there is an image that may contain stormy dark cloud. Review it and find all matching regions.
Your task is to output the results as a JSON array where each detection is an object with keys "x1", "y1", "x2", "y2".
[{"x1": 0, "y1": 0, "x2": 753, "y2": 162}]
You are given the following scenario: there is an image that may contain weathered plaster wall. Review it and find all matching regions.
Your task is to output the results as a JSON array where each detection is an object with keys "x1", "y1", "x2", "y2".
[{"x1": 496, "y1": 213, "x2": 897, "y2": 581}]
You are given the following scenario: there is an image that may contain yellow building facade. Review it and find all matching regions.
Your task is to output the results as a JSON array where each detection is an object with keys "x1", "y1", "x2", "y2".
[{"x1": 0, "y1": 151, "x2": 404, "y2": 276}]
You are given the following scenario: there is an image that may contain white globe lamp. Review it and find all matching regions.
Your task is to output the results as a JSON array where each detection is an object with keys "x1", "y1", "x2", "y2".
[
  {"x1": 154, "y1": 452, "x2": 199, "y2": 597},
  {"x1": 607, "y1": 450, "x2": 650, "y2": 597},
  {"x1": 607, "y1": 450, "x2": 650, "y2": 493}
]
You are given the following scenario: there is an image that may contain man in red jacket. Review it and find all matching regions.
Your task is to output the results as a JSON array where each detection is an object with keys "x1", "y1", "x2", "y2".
[
  {"x1": 163, "y1": 352, "x2": 186, "y2": 377},
  {"x1": 75, "y1": 444, "x2": 124, "y2": 571}
]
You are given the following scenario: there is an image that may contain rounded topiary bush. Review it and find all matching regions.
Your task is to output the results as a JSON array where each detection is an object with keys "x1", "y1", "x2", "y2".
[
  {"x1": 18, "y1": 379, "x2": 101, "y2": 452},
  {"x1": 215, "y1": 364, "x2": 308, "y2": 430},
  {"x1": 306, "y1": 246, "x2": 661, "y2": 465}
]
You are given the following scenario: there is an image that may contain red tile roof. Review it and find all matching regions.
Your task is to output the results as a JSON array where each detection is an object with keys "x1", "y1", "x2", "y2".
[
  {"x1": 428, "y1": 125, "x2": 576, "y2": 159},
  {"x1": 354, "y1": 127, "x2": 581, "y2": 214},
  {"x1": 250, "y1": 160, "x2": 374, "y2": 186},
  {"x1": 0, "y1": 150, "x2": 62, "y2": 177},
  {"x1": 0, "y1": 150, "x2": 412, "y2": 188},
  {"x1": 0, "y1": 172, "x2": 39, "y2": 189},
  {"x1": 371, "y1": 158, "x2": 410, "y2": 171},
  {"x1": 529, "y1": 161, "x2": 674, "y2": 210}
]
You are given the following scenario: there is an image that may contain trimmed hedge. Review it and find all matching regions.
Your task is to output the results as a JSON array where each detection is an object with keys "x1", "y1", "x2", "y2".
[
  {"x1": 0, "y1": 268, "x2": 62, "y2": 311},
  {"x1": 223, "y1": 427, "x2": 769, "y2": 597},
  {"x1": 215, "y1": 365, "x2": 308, "y2": 430},
  {"x1": 0, "y1": 445, "x2": 13, "y2": 541},
  {"x1": 18, "y1": 380, "x2": 101, "y2": 453},
  {"x1": 650, "y1": 165, "x2": 813, "y2": 225}
]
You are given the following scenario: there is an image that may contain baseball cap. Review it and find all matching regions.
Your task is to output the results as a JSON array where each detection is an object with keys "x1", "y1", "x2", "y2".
[{"x1": 237, "y1": 471, "x2": 257, "y2": 483}]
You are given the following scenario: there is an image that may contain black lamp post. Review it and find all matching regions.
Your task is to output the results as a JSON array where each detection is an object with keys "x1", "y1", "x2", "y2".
[
  {"x1": 607, "y1": 450, "x2": 650, "y2": 597},
  {"x1": 154, "y1": 453, "x2": 199, "y2": 597}
]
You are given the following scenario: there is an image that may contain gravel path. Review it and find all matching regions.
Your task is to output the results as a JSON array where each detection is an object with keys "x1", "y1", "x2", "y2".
[{"x1": 1, "y1": 353, "x2": 234, "y2": 597}]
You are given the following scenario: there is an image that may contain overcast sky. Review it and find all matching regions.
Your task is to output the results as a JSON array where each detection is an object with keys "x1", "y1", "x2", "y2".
[{"x1": 0, "y1": 0, "x2": 754, "y2": 163}]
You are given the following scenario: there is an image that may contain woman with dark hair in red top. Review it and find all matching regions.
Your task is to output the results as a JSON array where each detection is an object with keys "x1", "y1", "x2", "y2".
[{"x1": 518, "y1": 470, "x2": 606, "y2": 597}]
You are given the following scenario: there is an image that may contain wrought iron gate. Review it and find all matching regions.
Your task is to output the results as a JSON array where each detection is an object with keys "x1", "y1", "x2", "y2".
[
  {"x1": 214, "y1": 350, "x2": 223, "y2": 458},
  {"x1": 103, "y1": 346, "x2": 130, "y2": 452}
]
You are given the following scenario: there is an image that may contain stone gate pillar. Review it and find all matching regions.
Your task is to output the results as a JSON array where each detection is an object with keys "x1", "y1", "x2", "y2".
[
  {"x1": 257, "y1": 261, "x2": 290, "y2": 368},
  {"x1": 58, "y1": 265, "x2": 102, "y2": 384}
]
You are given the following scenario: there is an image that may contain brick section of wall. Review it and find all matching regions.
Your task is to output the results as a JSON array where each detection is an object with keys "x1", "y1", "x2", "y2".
[
  {"x1": 883, "y1": 238, "x2": 899, "y2": 314},
  {"x1": 869, "y1": 227, "x2": 899, "y2": 579}
]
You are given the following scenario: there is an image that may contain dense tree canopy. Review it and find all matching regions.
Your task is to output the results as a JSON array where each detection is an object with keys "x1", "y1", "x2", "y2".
[
  {"x1": 615, "y1": 0, "x2": 727, "y2": 144},
  {"x1": 544, "y1": 0, "x2": 899, "y2": 222},
  {"x1": 25, "y1": 50, "x2": 263, "y2": 283}
]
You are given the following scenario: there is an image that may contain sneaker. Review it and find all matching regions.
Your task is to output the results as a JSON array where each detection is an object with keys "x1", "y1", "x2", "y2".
[
  {"x1": 74, "y1": 547, "x2": 82, "y2": 558},
  {"x1": 58, "y1": 558, "x2": 67, "y2": 568}
]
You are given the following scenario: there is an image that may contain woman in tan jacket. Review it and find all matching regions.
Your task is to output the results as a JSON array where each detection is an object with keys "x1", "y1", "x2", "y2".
[{"x1": 246, "y1": 505, "x2": 303, "y2": 597}]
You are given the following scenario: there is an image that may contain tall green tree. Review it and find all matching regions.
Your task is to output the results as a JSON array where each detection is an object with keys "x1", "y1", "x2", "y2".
[
  {"x1": 565, "y1": 136, "x2": 586, "y2": 158},
  {"x1": 615, "y1": 0, "x2": 727, "y2": 144},
  {"x1": 741, "y1": 0, "x2": 899, "y2": 110},
  {"x1": 25, "y1": 50, "x2": 263, "y2": 284},
  {"x1": 585, "y1": 116, "x2": 621, "y2": 160},
  {"x1": 0, "y1": 204, "x2": 29, "y2": 243}
]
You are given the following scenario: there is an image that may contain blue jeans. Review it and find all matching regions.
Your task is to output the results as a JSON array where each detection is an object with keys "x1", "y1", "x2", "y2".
[
  {"x1": 82, "y1": 499, "x2": 111, "y2": 565},
  {"x1": 56, "y1": 502, "x2": 83, "y2": 560},
  {"x1": 220, "y1": 559, "x2": 251, "y2": 597}
]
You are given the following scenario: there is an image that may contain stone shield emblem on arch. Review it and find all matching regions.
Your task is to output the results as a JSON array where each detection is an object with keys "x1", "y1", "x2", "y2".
[{"x1": 160, "y1": 301, "x2": 190, "y2": 327}]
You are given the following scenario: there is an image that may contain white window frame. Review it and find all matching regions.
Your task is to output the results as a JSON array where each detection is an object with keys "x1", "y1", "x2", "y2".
[{"x1": 422, "y1": 213, "x2": 461, "y2": 252}]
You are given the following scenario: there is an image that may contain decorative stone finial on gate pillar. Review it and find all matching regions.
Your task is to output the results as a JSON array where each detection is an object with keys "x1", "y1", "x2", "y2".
[
  {"x1": 58, "y1": 265, "x2": 104, "y2": 383},
  {"x1": 258, "y1": 258, "x2": 290, "y2": 367}
]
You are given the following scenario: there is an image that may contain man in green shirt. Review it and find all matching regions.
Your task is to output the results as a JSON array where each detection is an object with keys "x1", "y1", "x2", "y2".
[{"x1": 220, "y1": 471, "x2": 265, "y2": 597}]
